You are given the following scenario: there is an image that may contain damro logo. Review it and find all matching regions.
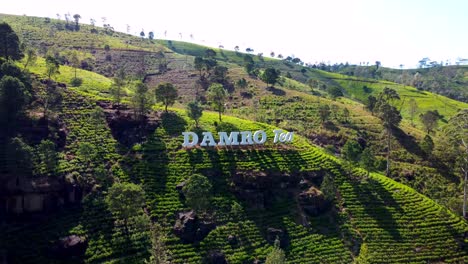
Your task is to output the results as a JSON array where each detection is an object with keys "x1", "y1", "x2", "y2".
[{"x1": 182, "y1": 129, "x2": 293, "y2": 147}]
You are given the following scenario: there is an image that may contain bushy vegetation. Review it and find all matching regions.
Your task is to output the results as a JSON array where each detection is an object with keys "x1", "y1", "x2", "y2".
[{"x1": 0, "y1": 13, "x2": 467, "y2": 264}]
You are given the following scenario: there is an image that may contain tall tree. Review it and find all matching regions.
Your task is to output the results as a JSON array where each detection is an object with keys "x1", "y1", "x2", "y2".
[
  {"x1": 366, "y1": 95, "x2": 377, "y2": 115},
  {"x1": 36, "y1": 139, "x2": 58, "y2": 175},
  {"x1": 265, "y1": 238, "x2": 286, "y2": 264},
  {"x1": 0, "y1": 76, "x2": 30, "y2": 127},
  {"x1": 408, "y1": 98, "x2": 418, "y2": 126},
  {"x1": 145, "y1": 223, "x2": 171, "y2": 264},
  {"x1": 182, "y1": 174, "x2": 212, "y2": 213},
  {"x1": 68, "y1": 50, "x2": 81, "y2": 80},
  {"x1": 155, "y1": 82, "x2": 178, "y2": 113},
  {"x1": 110, "y1": 67, "x2": 126, "y2": 106},
  {"x1": 45, "y1": 55, "x2": 60, "y2": 80},
  {"x1": 22, "y1": 48, "x2": 37, "y2": 71},
  {"x1": 243, "y1": 55, "x2": 255, "y2": 75},
  {"x1": 131, "y1": 81, "x2": 152, "y2": 120},
  {"x1": 420, "y1": 110, "x2": 440, "y2": 134},
  {"x1": 0, "y1": 22, "x2": 23, "y2": 60},
  {"x1": 73, "y1": 14, "x2": 81, "y2": 31},
  {"x1": 186, "y1": 101, "x2": 203, "y2": 127},
  {"x1": 318, "y1": 104, "x2": 331, "y2": 124},
  {"x1": 105, "y1": 182, "x2": 146, "y2": 237},
  {"x1": 148, "y1": 31, "x2": 154, "y2": 40},
  {"x1": 446, "y1": 110, "x2": 468, "y2": 218},
  {"x1": 260, "y1": 68, "x2": 280, "y2": 88},
  {"x1": 375, "y1": 88, "x2": 402, "y2": 176},
  {"x1": 207, "y1": 83, "x2": 226, "y2": 122},
  {"x1": 6, "y1": 137, "x2": 33, "y2": 176},
  {"x1": 360, "y1": 147, "x2": 376, "y2": 177}
]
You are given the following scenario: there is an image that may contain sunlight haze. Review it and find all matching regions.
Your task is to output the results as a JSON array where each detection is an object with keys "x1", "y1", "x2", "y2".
[{"x1": 2, "y1": 0, "x2": 467, "y2": 68}]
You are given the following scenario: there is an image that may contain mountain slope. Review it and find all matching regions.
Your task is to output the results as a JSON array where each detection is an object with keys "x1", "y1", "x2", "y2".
[{"x1": 1, "y1": 13, "x2": 467, "y2": 264}]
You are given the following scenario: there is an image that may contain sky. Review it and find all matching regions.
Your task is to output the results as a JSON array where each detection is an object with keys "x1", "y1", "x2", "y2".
[{"x1": 2, "y1": 0, "x2": 467, "y2": 68}]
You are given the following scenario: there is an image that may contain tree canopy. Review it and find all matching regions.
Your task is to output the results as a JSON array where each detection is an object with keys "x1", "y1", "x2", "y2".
[
  {"x1": 155, "y1": 82, "x2": 178, "y2": 113},
  {"x1": 207, "y1": 83, "x2": 227, "y2": 122},
  {"x1": 260, "y1": 68, "x2": 280, "y2": 87},
  {"x1": 0, "y1": 23, "x2": 23, "y2": 60},
  {"x1": 186, "y1": 101, "x2": 203, "y2": 127},
  {"x1": 182, "y1": 174, "x2": 212, "y2": 213}
]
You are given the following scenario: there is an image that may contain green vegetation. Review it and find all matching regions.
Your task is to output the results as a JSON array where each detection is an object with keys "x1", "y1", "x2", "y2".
[{"x1": 0, "y1": 13, "x2": 467, "y2": 264}]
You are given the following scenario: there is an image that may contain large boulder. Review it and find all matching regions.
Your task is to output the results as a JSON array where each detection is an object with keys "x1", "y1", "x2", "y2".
[
  {"x1": 298, "y1": 186, "x2": 329, "y2": 216},
  {"x1": 49, "y1": 235, "x2": 87, "y2": 259},
  {"x1": 173, "y1": 210, "x2": 216, "y2": 243},
  {"x1": 205, "y1": 250, "x2": 227, "y2": 264},
  {"x1": 266, "y1": 227, "x2": 288, "y2": 247}
]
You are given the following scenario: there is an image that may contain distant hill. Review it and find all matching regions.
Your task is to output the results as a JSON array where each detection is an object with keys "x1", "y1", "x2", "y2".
[
  {"x1": 335, "y1": 64, "x2": 468, "y2": 102},
  {"x1": 0, "y1": 13, "x2": 467, "y2": 264}
]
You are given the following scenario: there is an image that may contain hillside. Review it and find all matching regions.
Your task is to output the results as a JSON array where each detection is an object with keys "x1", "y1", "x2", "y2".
[
  {"x1": 335, "y1": 64, "x2": 468, "y2": 103},
  {"x1": 1, "y1": 13, "x2": 467, "y2": 264}
]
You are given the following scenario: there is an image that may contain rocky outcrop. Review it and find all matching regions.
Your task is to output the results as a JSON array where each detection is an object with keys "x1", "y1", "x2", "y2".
[
  {"x1": 0, "y1": 175, "x2": 81, "y2": 216},
  {"x1": 298, "y1": 186, "x2": 329, "y2": 216},
  {"x1": 173, "y1": 211, "x2": 216, "y2": 243},
  {"x1": 49, "y1": 235, "x2": 87, "y2": 259},
  {"x1": 266, "y1": 227, "x2": 289, "y2": 247},
  {"x1": 205, "y1": 250, "x2": 227, "y2": 264},
  {"x1": 99, "y1": 101, "x2": 159, "y2": 147}
]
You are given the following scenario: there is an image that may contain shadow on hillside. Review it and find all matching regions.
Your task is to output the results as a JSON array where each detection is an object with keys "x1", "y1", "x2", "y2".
[
  {"x1": 139, "y1": 130, "x2": 169, "y2": 194},
  {"x1": 81, "y1": 195, "x2": 148, "y2": 262},
  {"x1": 161, "y1": 112, "x2": 187, "y2": 137},
  {"x1": 391, "y1": 126, "x2": 424, "y2": 157},
  {"x1": 347, "y1": 176, "x2": 403, "y2": 241},
  {"x1": 266, "y1": 86, "x2": 286, "y2": 96}
]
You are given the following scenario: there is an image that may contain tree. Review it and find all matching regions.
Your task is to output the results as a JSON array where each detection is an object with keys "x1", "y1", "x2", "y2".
[
  {"x1": 420, "y1": 135, "x2": 434, "y2": 157},
  {"x1": 182, "y1": 174, "x2": 212, "y2": 213},
  {"x1": 360, "y1": 147, "x2": 376, "y2": 177},
  {"x1": 260, "y1": 68, "x2": 280, "y2": 87},
  {"x1": 186, "y1": 101, "x2": 203, "y2": 127},
  {"x1": 230, "y1": 201, "x2": 244, "y2": 221},
  {"x1": 243, "y1": 55, "x2": 255, "y2": 75},
  {"x1": 41, "y1": 81, "x2": 63, "y2": 119},
  {"x1": 0, "y1": 22, "x2": 23, "y2": 60},
  {"x1": 375, "y1": 88, "x2": 402, "y2": 176},
  {"x1": 155, "y1": 82, "x2": 178, "y2": 113},
  {"x1": 445, "y1": 110, "x2": 468, "y2": 218},
  {"x1": 270, "y1": 51, "x2": 275, "y2": 57},
  {"x1": 0, "y1": 76, "x2": 30, "y2": 128},
  {"x1": 36, "y1": 139, "x2": 58, "y2": 175},
  {"x1": 148, "y1": 31, "x2": 154, "y2": 40},
  {"x1": 68, "y1": 50, "x2": 81, "y2": 81},
  {"x1": 77, "y1": 142, "x2": 96, "y2": 165},
  {"x1": 140, "y1": 29, "x2": 145, "y2": 38},
  {"x1": 265, "y1": 237, "x2": 286, "y2": 264},
  {"x1": 145, "y1": 223, "x2": 171, "y2": 264},
  {"x1": 211, "y1": 65, "x2": 228, "y2": 84},
  {"x1": 318, "y1": 104, "x2": 331, "y2": 124},
  {"x1": 22, "y1": 48, "x2": 37, "y2": 71},
  {"x1": 327, "y1": 86, "x2": 343, "y2": 99},
  {"x1": 366, "y1": 95, "x2": 377, "y2": 115},
  {"x1": 420, "y1": 110, "x2": 440, "y2": 134},
  {"x1": 342, "y1": 107, "x2": 350, "y2": 123},
  {"x1": 342, "y1": 139, "x2": 362, "y2": 165},
  {"x1": 207, "y1": 83, "x2": 226, "y2": 122},
  {"x1": 73, "y1": 14, "x2": 81, "y2": 31},
  {"x1": 105, "y1": 182, "x2": 146, "y2": 236},
  {"x1": 131, "y1": 81, "x2": 152, "y2": 120},
  {"x1": 236, "y1": 78, "x2": 248, "y2": 89},
  {"x1": 6, "y1": 137, "x2": 33, "y2": 176},
  {"x1": 110, "y1": 67, "x2": 126, "y2": 106},
  {"x1": 45, "y1": 55, "x2": 60, "y2": 80},
  {"x1": 408, "y1": 98, "x2": 418, "y2": 126}
]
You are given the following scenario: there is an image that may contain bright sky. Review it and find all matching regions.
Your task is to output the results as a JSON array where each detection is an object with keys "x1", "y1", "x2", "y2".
[{"x1": 2, "y1": 0, "x2": 467, "y2": 68}]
